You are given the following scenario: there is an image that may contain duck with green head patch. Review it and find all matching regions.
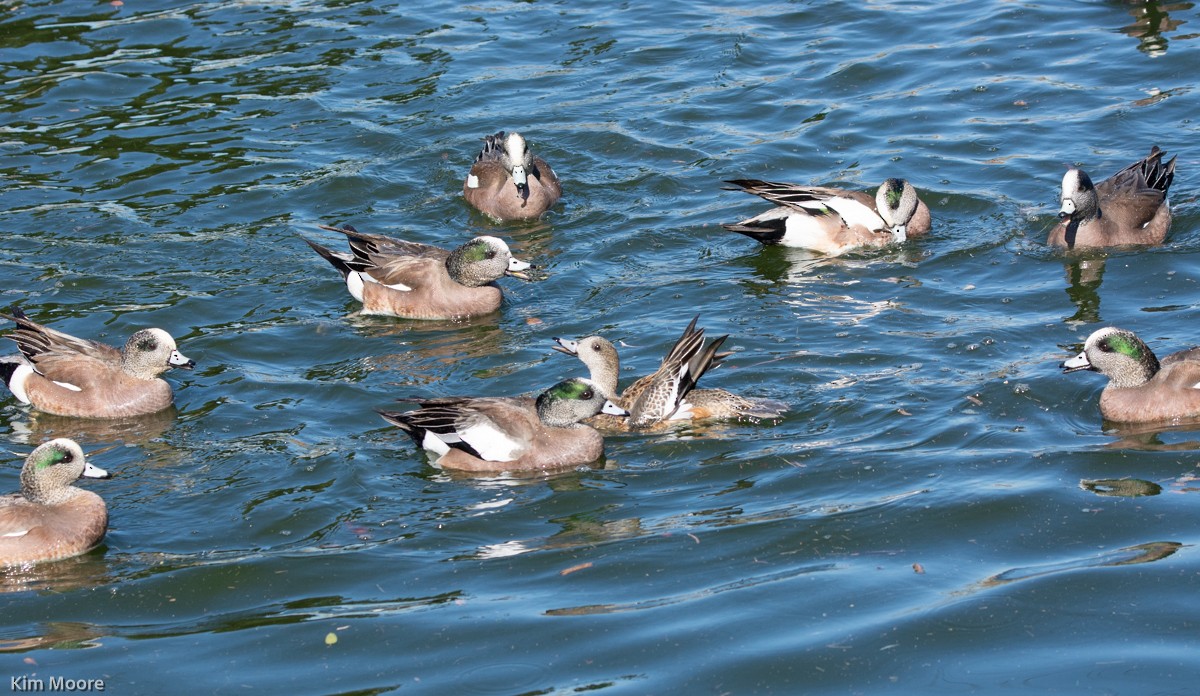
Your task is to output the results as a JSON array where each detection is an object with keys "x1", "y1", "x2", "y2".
[
  {"x1": 0, "y1": 307, "x2": 194, "y2": 419},
  {"x1": 377, "y1": 377, "x2": 627, "y2": 473},
  {"x1": 1, "y1": 438, "x2": 111, "y2": 566},
  {"x1": 304, "y1": 223, "x2": 535, "y2": 320},
  {"x1": 1062, "y1": 326, "x2": 1200, "y2": 423},
  {"x1": 722, "y1": 177, "x2": 931, "y2": 255}
]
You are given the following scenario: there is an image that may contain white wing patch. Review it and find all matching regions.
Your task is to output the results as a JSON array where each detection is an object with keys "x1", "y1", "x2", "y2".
[
  {"x1": 53, "y1": 380, "x2": 82, "y2": 392},
  {"x1": 1, "y1": 528, "x2": 30, "y2": 538},
  {"x1": 421, "y1": 430, "x2": 453, "y2": 456},
  {"x1": 823, "y1": 195, "x2": 885, "y2": 231},
  {"x1": 459, "y1": 420, "x2": 523, "y2": 462},
  {"x1": 359, "y1": 273, "x2": 412, "y2": 293}
]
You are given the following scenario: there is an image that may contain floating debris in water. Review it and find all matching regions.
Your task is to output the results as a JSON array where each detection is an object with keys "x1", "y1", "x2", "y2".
[{"x1": 1080, "y1": 478, "x2": 1162, "y2": 497}]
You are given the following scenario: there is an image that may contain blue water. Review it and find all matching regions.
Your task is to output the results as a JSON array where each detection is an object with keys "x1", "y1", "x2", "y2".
[{"x1": 2, "y1": 0, "x2": 1200, "y2": 693}]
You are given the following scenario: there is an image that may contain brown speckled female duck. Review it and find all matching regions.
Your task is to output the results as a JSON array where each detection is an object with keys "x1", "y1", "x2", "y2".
[{"x1": 553, "y1": 316, "x2": 787, "y2": 430}]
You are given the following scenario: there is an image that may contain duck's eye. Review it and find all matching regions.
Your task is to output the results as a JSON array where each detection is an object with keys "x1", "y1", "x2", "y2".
[
  {"x1": 137, "y1": 336, "x2": 159, "y2": 352},
  {"x1": 1098, "y1": 341, "x2": 1115, "y2": 353},
  {"x1": 590, "y1": 342, "x2": 602, "y2": 352},
  {"x1": 581, "y1": 388, "x2": 594, "y2": 400}
]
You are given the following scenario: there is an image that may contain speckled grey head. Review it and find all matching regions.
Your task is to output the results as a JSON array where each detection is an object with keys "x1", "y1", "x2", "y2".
[
  {"x1": 19, "y1": 438, "x2": 110, "y2": 505},
  {"x1": 445, "y1": 236, "x2": 532, "y2": 287},
  {"x1": 875, "y1": 178, "x2": 919, "y2": 242},
  {"x1": 535, "y1": 377, "x2": 626, "y2": 427},
  {"x1": 1059, "y1": 167, "x2": 1098, "y2": 221},
  {"x1": 123, "y1": 328, "x2": 195, "y2": 379},
  {"x1": 1061, "y1": 327, "x2": 1159, "y2": 388}
]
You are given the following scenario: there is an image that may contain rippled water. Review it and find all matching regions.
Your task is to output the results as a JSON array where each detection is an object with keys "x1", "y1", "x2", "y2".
[{"x1": 2, "y1": 0, "x2": 1200, "y2": 693}]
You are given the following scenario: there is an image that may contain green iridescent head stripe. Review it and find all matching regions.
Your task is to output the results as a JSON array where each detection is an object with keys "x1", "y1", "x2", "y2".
[
  {"x1": 884, "y1": 179, "x2": 904, "y2": 208},
  {"x1": 1105, "y1": 333, "x2": 1143, "y2": 360},
  {"x1": 549, "y1": 378, "x2": 592, "y2": 401},
  {"x1": 463, "y1": 239, "x2": 493, "y2": 262},
  {"x1": 34, "y1": 446, "x2": 70, "y2": 471}
]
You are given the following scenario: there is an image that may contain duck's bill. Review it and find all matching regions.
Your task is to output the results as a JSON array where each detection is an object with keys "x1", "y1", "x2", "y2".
[
  {"x1": 551, "y1": 337, "x2": 579, "y2": 356},
  {"x1": 169, "y1": 350, "x2": 197, "y2": 370},
  {"x1": 1061, "y1": 352, "x2": 1091, "y2": 373},
  {"x1": 83, "y1": 461, "x2": 111, "y2": 479},
  {"x1": 511, "y1": 164, "x2": 528, "y2": 190},
  {"x1": 1058, "y1": 199, "x2": 1076, "y2": 220},
  {"x1": 506, "y1": 259, "x2": 545, "y2": 282},
  {"x1": 601, "y1": 400, "x2": 629, "y2": 417}
]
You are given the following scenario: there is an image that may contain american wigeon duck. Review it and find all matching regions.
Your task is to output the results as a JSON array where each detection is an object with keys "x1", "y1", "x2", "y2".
[
  {"x1": 1047, "y1": 146, "x2": 1176, "y2": 249},
  {"x1": 722, "y1": 178, "x2": 931, "y2": 255},
  {"x1": 0, "y1": 307, "x2": 195, "y2": 419},
  {"x1": 377, "y1": 377, "x2": 627, "y2": 473},
  {"x1": 553, "y1": 316, "x2": 787, "y2": 430},
  {"x1": 305, "y1": 223, "x2": 533, "y2": 320},
  {"x1": 0, "y1": 438, "x2": 110, "y2": 566},
  {"x1": 1062, "y1": 326, "x2": 1200, "y2": 423},
  {"x1": 463, "y1": 131, "x2": 562, "y2": 221}
]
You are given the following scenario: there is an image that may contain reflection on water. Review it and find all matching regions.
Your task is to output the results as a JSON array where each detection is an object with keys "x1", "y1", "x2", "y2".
[
  {"x1": 1103, "y1": 417, "x2": 1200, "y2": 450},
  {"x1": 544, "y1": 561, "x2": 837, "y2": 616},
  {"x1": 979, "y1": 541, "x2": 1181, "y2": 588},
  {"x1": 5, "y1": 407, "x2": 179, "y2": 447},
  {"x1": 1062, "y1": 257, "x2": 1106, "y2": 324},
  {"x1": 0, "y1": 551, "x2": 113, "y2": 597},
  {"x1": 306, "y1": 319, "x2": 513, "y2": 388},
  {"x1": 0, "y1": 621, "x2": 105, "y2": 652},
  {"x1": 1118, "y1": 0, "x2": 1194, "y2": 57}
]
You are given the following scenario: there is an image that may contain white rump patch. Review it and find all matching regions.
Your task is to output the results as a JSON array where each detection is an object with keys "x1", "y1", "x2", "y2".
[
  {"x1": 466, "y1": 174, "x2": 480, "y2": 189},
  {"x1": 7, "y1": 364, "x2": 34, "y2": 404},
  {"x1": 345, "y1": 272, "x2": 367, "y2": 302}
]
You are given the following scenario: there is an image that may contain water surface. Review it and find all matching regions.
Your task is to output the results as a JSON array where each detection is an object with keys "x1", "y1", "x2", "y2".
[{"x1": 2, "y1": 1, "x2": 1200, "y2": 693}]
